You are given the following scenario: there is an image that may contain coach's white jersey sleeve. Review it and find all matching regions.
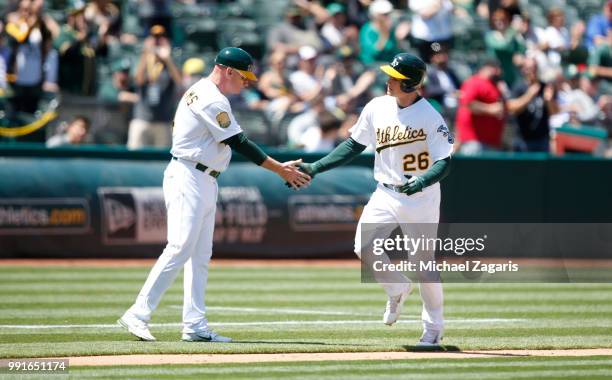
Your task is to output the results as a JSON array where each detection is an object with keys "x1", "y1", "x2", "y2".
[
  {"x1": 198, "y1": 101, "x2": 243, "y2": 142},
  {"x1": 170, "y1": 78, "x2": 243, "y2": 171}
]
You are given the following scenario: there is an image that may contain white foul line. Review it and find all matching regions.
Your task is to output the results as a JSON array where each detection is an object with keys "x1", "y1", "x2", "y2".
[
  {"x1": 0, "y1": 319, "x2": 525, "y2": 330},
  {"x1": 170, "y1": 305, "x2": 376, "y2": 316}
]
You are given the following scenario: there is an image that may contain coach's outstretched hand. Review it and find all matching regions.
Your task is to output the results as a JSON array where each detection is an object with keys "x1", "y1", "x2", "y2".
[
  {"x1": 279, "y1": 159, "x2": 311, "y2": 190},
  {"x1": 400, "y1": 175, "x2": 425, "y2": 195}
]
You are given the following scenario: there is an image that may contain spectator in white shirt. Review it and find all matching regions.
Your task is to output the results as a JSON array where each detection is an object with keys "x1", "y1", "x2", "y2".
[
  {"x1": 295, "y1": 109, "x2": 342, "y2": 152},
  {"x1": 408, "y1": 0, "x2": 454, "y2": 62},
  {"x1": 289, "y1": 45, "x2": 323, "y2": 105},
  {"x1": 320, "y1": 3, "x2": 358, "y2": 52}
]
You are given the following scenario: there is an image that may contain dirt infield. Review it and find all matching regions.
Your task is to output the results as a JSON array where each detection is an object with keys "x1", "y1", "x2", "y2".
[{"x1": 52, "y1": 349, "x2": 612, "y2": 366}]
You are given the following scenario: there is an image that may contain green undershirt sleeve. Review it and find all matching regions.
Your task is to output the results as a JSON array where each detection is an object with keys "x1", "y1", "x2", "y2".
[
  {"x1": 419, "y1": 156, "x2": 452, "y2": 187},
  {"x1": 222, "y1": 132, "x2": 268, "y2": 166},
  {"x1": 311, "y1": 138, "x2": 367, "y2": 175}
]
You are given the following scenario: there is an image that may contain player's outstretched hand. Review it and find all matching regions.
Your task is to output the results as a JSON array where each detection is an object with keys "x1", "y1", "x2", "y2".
[
  {"x1": 400, "y1": 175, "x2": 425, "y2": 195},
  {"x1": 285, "y1": 162, "x2": 316, "y2": 189},
  {"x1": 280, "y1": 159, "x2": 311, "y2": 190},
  {"x1": 298, "y1": 162, "x2": 316, "y2": 178}
]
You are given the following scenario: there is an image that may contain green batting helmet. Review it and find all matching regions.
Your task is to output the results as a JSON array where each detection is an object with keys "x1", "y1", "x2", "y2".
[
  {"x1": 215, "y1": 47, "x2": 258, "y2": 81},
  {"x1": 380, "y1": 53, "x2": 426, "y2": 93}
]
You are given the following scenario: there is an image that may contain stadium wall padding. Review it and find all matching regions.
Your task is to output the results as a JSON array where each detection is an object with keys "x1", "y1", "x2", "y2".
[{"x1": 0, "y1": 145, "x2": 610, "y2": 258}]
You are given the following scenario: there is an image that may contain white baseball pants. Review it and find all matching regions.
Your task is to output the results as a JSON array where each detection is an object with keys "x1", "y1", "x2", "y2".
[
  {"x1": 128, "y1": 158, "x2": 217, "y2": 333},
  {"x1": 355, "y1": 183, "x2": 444, "y2": 332}
]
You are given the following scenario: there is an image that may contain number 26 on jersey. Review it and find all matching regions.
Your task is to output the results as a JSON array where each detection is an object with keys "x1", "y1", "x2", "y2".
[{"x1": 403, "y1": 152, "x2": 429, "y2": 172}]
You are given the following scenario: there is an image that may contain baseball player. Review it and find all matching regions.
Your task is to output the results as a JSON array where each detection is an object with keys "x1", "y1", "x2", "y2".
[
  {"x1": 118, "y1": 47, "x2": 310, "y2": 342},
  {"x1": 297, "y1": 53, "x2": 453, "y2": 346}
]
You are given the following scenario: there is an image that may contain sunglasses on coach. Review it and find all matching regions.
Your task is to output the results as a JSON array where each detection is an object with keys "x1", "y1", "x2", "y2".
[{"x1": 231, "y1": 68, "x2": 249, "y2": 86}]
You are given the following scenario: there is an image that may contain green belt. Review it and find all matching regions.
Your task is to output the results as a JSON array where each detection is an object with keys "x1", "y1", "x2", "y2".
[{"x1": 172, "y1": 156, "x2": 221, "y2": 178}]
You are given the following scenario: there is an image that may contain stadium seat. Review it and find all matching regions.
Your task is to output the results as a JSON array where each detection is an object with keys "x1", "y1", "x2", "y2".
[
  {"x1": 215, "y1": 18, "x2": 264, "y2": 59},
  {"x1": 251, "y1": 0, "x2": 289, "y2": 24},
  {"x1": 182, "y1": 20, "x2": 219, "y2": 52},
  {"x1": 217, "y1": 2, "x2": 250, "y2": 19},
  {"x1": 218, "y1": 35, "x2": 265, "y2": 61},
  {"x1": 232, "y1": 108, "x2": 273, "y2": 145},
  {"x1": 172, "y1": 2, "x2": 216, "y2": 19},
  {"x1": 552, "y1": 124, "x2": 608, "y2": 156},
  {"x1": 221, "y1": 18, "x2": 258, "y2": 34}
]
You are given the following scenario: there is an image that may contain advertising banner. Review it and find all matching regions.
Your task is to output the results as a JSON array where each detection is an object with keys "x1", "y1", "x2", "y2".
[
  {"x1": 0, "y1": 147, "x2": 610, "y2": 258},
  {"x1": 0, "y1": 198, "x2": 90, "y2": 235}
]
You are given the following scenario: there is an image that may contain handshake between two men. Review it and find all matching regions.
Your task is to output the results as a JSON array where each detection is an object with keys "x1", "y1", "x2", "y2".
[
  {"x1": 276, "y1": 159, "x2": 312, "y2": 190},
  {"x1": 284, "y1": 159, "x2": 427, "y2": 196}
]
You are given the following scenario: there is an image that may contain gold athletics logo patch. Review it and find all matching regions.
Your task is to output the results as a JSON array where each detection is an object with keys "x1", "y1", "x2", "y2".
[
  {"x1": 375, "y1": 125, "x2": 426, "y2": 153},
  {"x1": 216, "y1": 112, "x2": 231, "y2": 128}
]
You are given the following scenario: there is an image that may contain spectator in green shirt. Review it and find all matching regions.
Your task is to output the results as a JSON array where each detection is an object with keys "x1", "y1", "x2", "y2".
[
  {"x1": 484, "y1": 7, "x2": 525, "y2": 88},
  {"x1": 97, "y1": 58, "x2": 138, "y2": 105},
  {"x1": 97, "y1": 58, "x2": 138, "y2": 144},
  {"x1": 358, "y1": 0, "x2": 409, "y2": 65}
]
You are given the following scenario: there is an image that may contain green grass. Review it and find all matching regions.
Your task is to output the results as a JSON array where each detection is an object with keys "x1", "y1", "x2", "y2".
[
  {"x1": 0, "y1": 264, "x2": 611, "y2": 378},
  {"x1": 60, "y1": 357, "x2": 612, "y2": 379}
]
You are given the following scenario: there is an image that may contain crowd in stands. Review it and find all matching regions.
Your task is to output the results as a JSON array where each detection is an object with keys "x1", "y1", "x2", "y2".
[{"x1": 0, "y1": 0, "x2": 610, "y2": 156}]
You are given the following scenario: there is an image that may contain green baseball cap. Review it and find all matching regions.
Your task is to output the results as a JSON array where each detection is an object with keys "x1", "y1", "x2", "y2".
[
  {"x1": 215, "y1": 47, "x2": 258, "y2": 81},
  {"x1": 326, "y1": 3, "x2": 345, "y2": 16},
  {"x1": 380, "y1": 53, "x2": 426, "y2": 88}
]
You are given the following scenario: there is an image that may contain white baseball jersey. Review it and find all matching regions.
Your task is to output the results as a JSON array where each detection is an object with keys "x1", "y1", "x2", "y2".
[
  {"x1": 170, "y1": 78, "x2": 242, "y2": 172},
  {"x1": 350, "y1": 95, "x2": 454, "y2": 189}
]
